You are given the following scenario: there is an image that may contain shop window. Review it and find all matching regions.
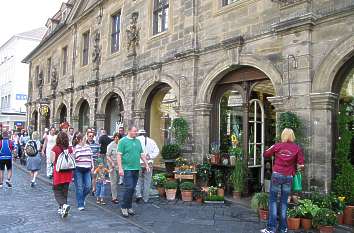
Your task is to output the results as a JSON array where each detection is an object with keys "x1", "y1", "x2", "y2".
[
  {"x1": 111, "y1": 12, "x2": 121, "y2": 53},
  {"x1": 153, "y1": 0, "x2": 169, "y2": 35}
]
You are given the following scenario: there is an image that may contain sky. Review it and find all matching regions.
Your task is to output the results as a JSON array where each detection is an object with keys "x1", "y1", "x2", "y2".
[{"x1": 0, "y1": 0, "x2": 63, "y2": 45}]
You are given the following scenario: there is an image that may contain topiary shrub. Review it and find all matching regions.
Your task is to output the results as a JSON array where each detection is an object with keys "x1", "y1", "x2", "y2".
[
  {"x1": 172, "y1": 117, "x2": 189, "y2": 145},
  {"x1": 161, "y1": 144, "x2": 181, "y2": 160}
]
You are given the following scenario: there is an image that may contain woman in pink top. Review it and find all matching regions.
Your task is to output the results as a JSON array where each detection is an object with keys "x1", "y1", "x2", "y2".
[{"x1": 260, "y1": 128, "x2": 304, "y2": 233}]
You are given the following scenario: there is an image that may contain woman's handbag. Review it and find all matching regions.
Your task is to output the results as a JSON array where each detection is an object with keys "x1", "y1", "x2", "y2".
[
  {"x1": 292, "y1": 170, "x2": 302, "y2": 192},
  {"x1": 56, "y1": 149, "x2": 76, "y2": 172}
]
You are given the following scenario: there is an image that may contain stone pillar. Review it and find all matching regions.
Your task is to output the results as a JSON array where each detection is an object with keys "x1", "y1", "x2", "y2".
[
  {"x1": 193, "y1": 103, "x2": 213, "y2": 164},
  {"x1": 96, "y1": 114, "x2": 105, "y2": 130},
  {"x1": 132, "y1": 109, "x2": 146, "y2": 130},
  {"x1": 310, "y1": 92, "x2": 338, "y2": 193},
  {"x1": 72, "y1": 116, "x2": 79, "y2": 131},
  {"x1": 53, "y1": 118, "x2": 60, "y2": 130},
  {"x1": 267, "y1": 96, "x2": 286, "y2": 136}
]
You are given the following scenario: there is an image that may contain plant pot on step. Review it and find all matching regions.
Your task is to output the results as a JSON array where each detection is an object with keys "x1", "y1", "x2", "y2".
[
  {"x1": 344, "y1": 205, "x2": 354, "y2": 225},
  {"x1": 157, "y1": 187, "x2": 165, "y2": 198},
  {"x1": 301, "y1": 218, "x2": 312, "y2": 230},
  {"x1": 337, "y1": 213, "x2": 344, "y2": 225},
  {"x1": 287, "y1": 217, "x2": 301, "y2": 230},
  {"x1": 318, "y1": 225, "x2": 335, "y2": 233},
  {"x1": 233, "y1": 191, "x2": 241, "y2": 200},
  {"x1": 259, "y1": 209, "x2": 269, "y2": 221},
  {"x1": 217, "y1": 188, "x2": 224, "y2": 198},
  {"x1": 165, "y1": 189, "x2": 177, "y2": 201},
  {"x1": 181, "y1": 190, "x2": 193, "y2": 202}
]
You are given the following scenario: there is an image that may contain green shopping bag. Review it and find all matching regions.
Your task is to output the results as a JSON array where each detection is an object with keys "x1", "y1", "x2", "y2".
[{"x1": 292, "y1": 171, "x2": 302, "y2": 192}]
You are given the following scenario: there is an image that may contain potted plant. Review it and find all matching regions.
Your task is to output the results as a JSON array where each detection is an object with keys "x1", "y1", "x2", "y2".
[
  {"x1": 298, "y1": 199, "x2": 320, "y2": 230},
  {"x1": 229, "y1": 156, "x2": 245, "y2": 199},
  {"x1": 180, "y1": 181, "x2": 194, "y2": 202},
  {"x1": 193, "y1": 186, "x2": 205, "y2": 204},
  {"x1": 214, "y1": 169, "x2": 225, "y2": 197},
  {"x1": 287, "y1": 207, "x2": 301, "y2": 230},
  {"x1": 196, "y1": 163, "x2": 211, "y2": 187},
  {"x1": 210, "y1": 142, "x2": 220, "y2": 164},
  {"x1": 313, "y1": 208, "x2": 337, "y2": 233},
  {"x1": 251, "y1": 192, "x2": 269, "y2": 221},
  {"x1": 164, "y1": 180, "x2": 178, "y2": 201},
  {"x1": 334, "y1": 196, "x2": 346, "y2": 225},
  {"x1": 152, "y1": 173, "x2": 167, "y2": 197},
  {"x1": 204, "y1": 195, "x2": 224, "y2": 204},
  {"x1": 161, "y1": 144, "x2": 181, "y2": 175}
]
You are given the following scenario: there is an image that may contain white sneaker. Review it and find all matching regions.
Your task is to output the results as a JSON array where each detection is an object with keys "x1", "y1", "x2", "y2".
[
  {"x1": 121, "y1": 208, "x2": 128, "y2": 217},
  {"x1": 57, "y1": 207, "x2": 62, "y2": 214},
  {"x1": 0, "y1": 183, "x2": 3, "y2": 188},
  {"x1": 61, "y1": 204, "x2": 70, "y2": 218},
  {"x1": 128, "y1": 208, "x2": 135, "y2": 215},
  {"x1": 260, "y1": 229, "x2": 274, "y2": 233},
  {"x1": 78, "y1": 207, "x2": 85, "y2": 211}
]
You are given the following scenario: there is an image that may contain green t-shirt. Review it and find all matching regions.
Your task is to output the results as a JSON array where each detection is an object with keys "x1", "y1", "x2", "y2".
[{"x1": 118, "y1": 137, "x2": 143, "y2": 171}]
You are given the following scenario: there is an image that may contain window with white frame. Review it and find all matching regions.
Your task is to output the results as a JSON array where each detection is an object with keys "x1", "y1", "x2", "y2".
[
  {"x1": 153, "y1": 0, "x2": 169, "y2": 35},
  {"x1": 111, "y1": 12, "x2": 121, "y2": 53},
  {"x1": 222, "y1": 0, "x2": 238, "y2": 6}
]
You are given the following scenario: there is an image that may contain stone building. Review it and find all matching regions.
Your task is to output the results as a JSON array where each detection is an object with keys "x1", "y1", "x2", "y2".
[{"x1": 23, "y1": 0, "x2": 354, "y2": 192}]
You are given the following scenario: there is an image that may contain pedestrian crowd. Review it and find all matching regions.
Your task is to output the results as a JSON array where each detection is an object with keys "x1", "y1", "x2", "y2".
[{"x1": 0, "y1": 123, "x2": 159, "y2": 219}]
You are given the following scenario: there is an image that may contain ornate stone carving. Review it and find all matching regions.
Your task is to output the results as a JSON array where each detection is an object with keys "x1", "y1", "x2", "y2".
[
  {"x1": 50, "y1": 66, "x2": 58, "y2": 90},
  {"x1": 92, "y1": 30, "x2": 101, "y2": 71},
  {"x1": 126, "y1": 12, "x2": 140, "y2": 57}
]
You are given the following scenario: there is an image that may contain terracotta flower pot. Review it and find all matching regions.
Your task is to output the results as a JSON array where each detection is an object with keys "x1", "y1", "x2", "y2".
[
  {"x1": 287, "y1": 217, "x2": 301, "y2": 230},
  {"x1": 337, "y1": 213, "x2": 344, "y2": 225},
  {"x1": 232, "y1": 191, "x2": 241, "y2": 200},
  {"x1": 301, "y1": 218, "x2": 312, "y2": 230},
  {"x1": 318, "y1": 225, "x2": 335, "y2": 233},
  {"x1": 157, "y1": 187, "x2": 165, "y2": 198},
  {"x1": 344, "y1": 205, "x2": 354, "y2": 225},
  {"x1": 217, "y1": 188, "x2": 224, "y2": 197},
  {"x1": 165, "y1": 189, "x2": 177, "y2": 201},
  {"x1": 181, "y1": 190, "x2": 193, "y2": 202},
  {"x1": 195, "y1": 197, "x2": 203, "y2": 204},
  {"x1": 259, "y1": 209, "x2": 269, "y2": 221}
]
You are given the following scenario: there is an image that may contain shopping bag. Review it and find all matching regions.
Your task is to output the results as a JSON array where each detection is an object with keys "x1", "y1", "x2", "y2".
[{"x1": 292, "y1": 171, "x2": 302, "y2": 192}]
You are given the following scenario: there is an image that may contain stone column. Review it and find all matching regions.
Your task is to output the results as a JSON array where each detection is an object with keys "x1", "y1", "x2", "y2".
[
  {"x1": 193, "y1": 103, "x2": 213, "y2": 164},
  {"x1": 72, "y1": 116, "x2": 79, "y2": 131},
  {"x1": 310, "y1": 92, "x2": 338, "y2": 193},
  {"x1": 96, "y1": 114, "x2": 105, "y2": 130},
  {"x1": 53, "y1": 118, "x2": 60, "y2": 130},
  {"x1": 267, "y1": 96, "x2": 286, "y2": 137},
  {"x1": 132, "y1": 109, "x2": 146, "y2": 130}
]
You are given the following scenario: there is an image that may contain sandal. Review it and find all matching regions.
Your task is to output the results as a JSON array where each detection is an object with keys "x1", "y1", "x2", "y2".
[
  {"x1": 111, "y1": 199, "x2": 119, "y2": 204},
  {"x1": 96, "y1": 200, "x2": 100, "y2": 204},
  {"x1": 101, "y1": 201, "x2": 106, "y2": 205}
]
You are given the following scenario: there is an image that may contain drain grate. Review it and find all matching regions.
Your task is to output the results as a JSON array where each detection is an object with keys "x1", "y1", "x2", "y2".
[{"x1": 0, "y1": 215, "x2": 27, "y2": 228}]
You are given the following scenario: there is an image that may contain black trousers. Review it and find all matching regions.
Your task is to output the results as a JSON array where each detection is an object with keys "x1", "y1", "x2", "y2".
[{"x1": 53, "y1": 183, "x2": 69, "y2": 207}]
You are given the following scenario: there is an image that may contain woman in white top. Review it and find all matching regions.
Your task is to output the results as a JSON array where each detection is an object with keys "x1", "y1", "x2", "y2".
[{"x1": 41, "y1": 127, "x2": 57, "y2": 178}]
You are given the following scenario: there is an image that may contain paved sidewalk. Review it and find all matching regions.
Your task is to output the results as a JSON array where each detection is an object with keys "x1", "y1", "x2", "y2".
[{"x1": 0, "y1": 165, "x2": 147, "y2": 233}]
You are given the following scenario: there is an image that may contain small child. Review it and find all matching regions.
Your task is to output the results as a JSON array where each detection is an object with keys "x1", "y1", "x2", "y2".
[{"x1": 94, "y1": 158, "x2": 111, "y2": 205}]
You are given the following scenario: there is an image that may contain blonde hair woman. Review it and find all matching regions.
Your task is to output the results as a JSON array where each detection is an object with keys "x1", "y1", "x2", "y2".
[
  {"x1": 260, "y1": 128, "x2": 305, "y2": 233},
  {"x1": 25, "y1": 131, "x2": 42, "y2": 187}
]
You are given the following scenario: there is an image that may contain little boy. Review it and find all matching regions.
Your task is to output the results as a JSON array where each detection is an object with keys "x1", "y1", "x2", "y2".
[{"x1": 94, "y1": 158, "x2": 111, "y2": 205}]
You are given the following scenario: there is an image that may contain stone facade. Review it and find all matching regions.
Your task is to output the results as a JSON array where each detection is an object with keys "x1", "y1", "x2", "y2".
[{"x1": 23, "y1": 0, "x2": 354, "y2": 191}]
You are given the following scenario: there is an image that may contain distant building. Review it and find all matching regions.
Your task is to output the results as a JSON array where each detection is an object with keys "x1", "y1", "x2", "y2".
[{"x1": 0, "y1": 28, "x2": 46, "y2": 132}]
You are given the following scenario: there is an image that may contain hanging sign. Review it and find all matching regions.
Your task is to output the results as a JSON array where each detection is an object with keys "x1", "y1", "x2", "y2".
[
  {"x1": 40, "y1": 105, "x2": 50, "y2": 117},
  {"x1": 228, "y1": 93, "x2": 243, "y2": 107}
]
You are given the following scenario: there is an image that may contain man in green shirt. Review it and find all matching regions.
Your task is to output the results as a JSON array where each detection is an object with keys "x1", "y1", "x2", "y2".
[{"x1": 117, "y1": 126, "x2": 149, "y2": 217}]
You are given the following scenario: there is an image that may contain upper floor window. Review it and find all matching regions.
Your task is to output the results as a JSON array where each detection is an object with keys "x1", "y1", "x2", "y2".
[
  {"x1": 35, "y1": 65, "x2": 40, "y2": 84},
  {"x1": 47, "y1": 58, "x2": 51, "y2": 83},
  {"x1": 62, "y1": 46, "x2": 68, "y2": 75},
  {"x1": 222, "y1": 0, "x2": 238, "y2": 6},
  {"x1": 153, "y1": 0, "x2": 169, "y2": 35},
  {"x1": 82, "y1": 31, "x2": 90, "y2": 66},
  {"x1": 111, "y1": 12, "x2": 121, "y2": 54}
]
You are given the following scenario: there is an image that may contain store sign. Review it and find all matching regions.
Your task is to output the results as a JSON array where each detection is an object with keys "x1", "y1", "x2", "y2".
[
  {"x1": 15, "y1": 121, "x2": 24, "y2": 126},
  {"x1": 228, "y1": 94, "x2": 243, "y2": 107},
  {"x1": 16, "y1": 94, "x2": 28, "y2": 101}
]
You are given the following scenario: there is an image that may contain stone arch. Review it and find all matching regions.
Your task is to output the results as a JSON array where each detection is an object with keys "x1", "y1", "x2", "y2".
[
  {"x1": 196, "y1": 54, "x2": 283, "y2": 104},
  {"x1": 97, "y1": 87, "x2": 126, "y2": 115},
  {"x1": 313, "y1": 35, "x2": 354, "y2": 93},
  {"x1": 55, "y1": 101, "x2": 69, "y2": 121},
  {"x1": 135, "y1": 73, "x2": 180, "y2": 110},
  {"x1": 72, "y1": 94, "x2": 94, "y2": 117}
]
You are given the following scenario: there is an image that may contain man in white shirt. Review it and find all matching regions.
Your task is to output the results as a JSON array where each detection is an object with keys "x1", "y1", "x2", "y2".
[{"x1": 135, "y1": 129, "x2": 159, "y2": 203}]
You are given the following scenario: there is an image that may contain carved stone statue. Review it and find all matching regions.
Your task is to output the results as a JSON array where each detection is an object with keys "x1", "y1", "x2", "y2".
[
  {"x1": 126, "y1": 12, "x2": 140, "y2": 57},
  {"x1": 92, "y1": 30, "x2": 101, "y2": 71},
  {"x1": 51, "y1": 66, "x2": 58, "y2": 90}
]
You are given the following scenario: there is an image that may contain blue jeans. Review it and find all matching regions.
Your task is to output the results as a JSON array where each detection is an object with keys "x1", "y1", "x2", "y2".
[
  {"x1": 121, "y1": 170, "x2": 139, "y2": 209},
  {"x1": 267, "y1": 172, "x2": 293, "y2": 233},
  {"x1": 74, "y1": 167, "x2": 91, "y2": 208},
  {"x1": 96, "y1": 181, "x2": 106, "y2": 198}
]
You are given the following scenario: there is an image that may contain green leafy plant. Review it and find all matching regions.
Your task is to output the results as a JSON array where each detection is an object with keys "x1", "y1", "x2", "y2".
[
  {"x1": 152, "y1": 173, "x2": 167, "y2": 187},
  {"x1": 298, "y1": 199, "x2": 320, "y2": 219},
  {"x1": 208, "y1": 186, "x2": 218, "y2": 196},
  {"x1": 196, "y1": 163, "x2": 211, "y2": 183},
  {"x1": 214, "y1": 169, "x2": 224, "y2": 187},
  {"x1": 193, "y1": 186, "x2": 206, "y2": 199},
  {"x1": 180, "y1": 181, "x2": 194, "y2": 191},
  {"x1": 251, "y1": 192, "x2": 269, "y2": 211},
  {"x1": 312, "y1": 208, "x2": 337, "y2": 227},
  {"x1": 172, "y1": 117, "x2": 189, "y2": 145},
  {"x1": 161, "y1": 144, "x2": 181, "y2": 160},
  {"x1": 277, "y1": 112, "x2": 302, "y2": 136},
  {"x1": 228, "y1": 147, "x2": 243, "y2": 158},
  {"x1": 204, "y1": 195, "x2": 224, "y2": 202},
  {"x1": 164, "y1": 180, "x2": 178, "y2": 190},
  {"x1": 229, "y1": 158, "x2": 246, "y2": 193},
  {"x1": 287, "y1": 207, "x2": 301, "y2": 218}
]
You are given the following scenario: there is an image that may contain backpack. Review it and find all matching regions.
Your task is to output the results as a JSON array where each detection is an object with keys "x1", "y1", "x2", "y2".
[
  {"x1": 25, "y1": 140, "x2": 38, "y2": 157},
  {"x1": 55, "y1": 148, "x2": 76, "y2": 172}
]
